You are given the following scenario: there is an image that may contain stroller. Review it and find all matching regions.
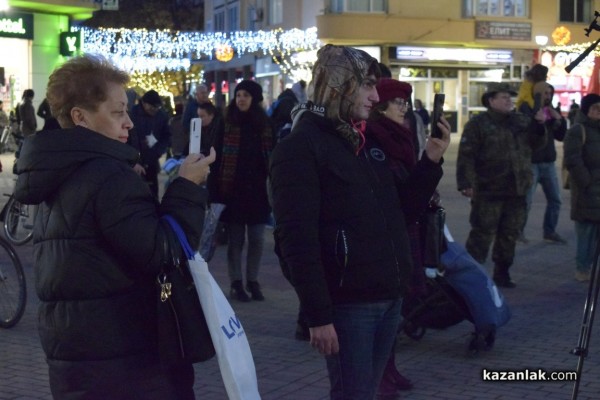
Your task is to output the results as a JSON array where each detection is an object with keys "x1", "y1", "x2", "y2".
[{"x1": 400, "y1": 226, "x2": 511, "y2": 354}]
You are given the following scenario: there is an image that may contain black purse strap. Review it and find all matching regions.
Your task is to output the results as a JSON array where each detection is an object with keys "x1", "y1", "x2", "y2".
[{"x1": 159, "y1": 219, "x2": 182, "y2": 274}]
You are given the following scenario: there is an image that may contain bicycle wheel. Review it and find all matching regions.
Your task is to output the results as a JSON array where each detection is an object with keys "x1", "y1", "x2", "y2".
[
  {"x1": 0, "y1": 237, "x2": 26, "y2": 328},
  {"x1": 3, "y1": 196, "x2": 35, "y2": 246}
]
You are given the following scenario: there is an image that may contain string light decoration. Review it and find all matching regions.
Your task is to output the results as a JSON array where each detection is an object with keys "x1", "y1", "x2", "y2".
[{"x1": 73, "y1": 26, "x2": 322, "y2": 73}]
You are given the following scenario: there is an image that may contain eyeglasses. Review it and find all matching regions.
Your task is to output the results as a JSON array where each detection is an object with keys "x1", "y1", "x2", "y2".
[{"x1": 390, "y1": 99, "x2": 409, "y2": 108}]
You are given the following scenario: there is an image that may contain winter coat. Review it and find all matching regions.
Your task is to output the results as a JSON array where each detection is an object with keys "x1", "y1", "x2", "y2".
[
  {"x1": 564, "y1": 114, "x2": 600, "y2": 222},
  {"x1": 13, "y1": 127, "x2": 207, "y2": 398},
  {"x1": 456, "y1": 109, "x2": 547, "y2": 197},
  {"x1": 209, "y1": 111, "x2": 272, "y2": 225},
  {"x1": 269, "y1": 89, "x2": 298, "y2": 139},
  {"x1": 18, "y1": 97, "x2": 36, "y2": 136},
  {"x1": 518, "y1": 102, "x2": 567, "y2": 163},
  {"x1": 270, "y1": 111, "x2": 443, "y2": 328},
  {"x1": 128, "y1": 104, "x2": 171, "y2": 167}
]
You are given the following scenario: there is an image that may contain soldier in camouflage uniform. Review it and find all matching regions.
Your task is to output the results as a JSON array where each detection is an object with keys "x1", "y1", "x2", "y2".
[{"x1": 457, "y1": 82, "x2": 547, "y2": 288}]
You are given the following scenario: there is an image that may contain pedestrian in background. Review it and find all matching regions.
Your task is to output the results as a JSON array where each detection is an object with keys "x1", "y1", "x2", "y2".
[
  {"x1": 128, "y1": 89, "x2": 171, "y2": 199},
  {"x1": 37, "y1": 97, "x2": 60, "y2": 130},
  {"x1": 413, "y1": 99, "x2": 430, "y2": 132},
  {"x1": 18, "y1": 89, "x2": 36, "y2": 137},
  {"x1": 563, "y1": 94, "x2": 600, "y2": 282},
  {"x1": 183, "y1": 83, "x2": 210, "y2": 136},
  {"x1": 209, "y1": 79, "x2": 272, "y2": 302},
  {"x1": 270, "y1": 44, "x2": 448, "y2": 400},
  {"x1": 518, "y1": 82, "x2": 567, "y2": 244},
  {"x1": 13, "y1": 53, "x2": 215, "y2": 400},
  {"x1": 457, "y1": 82, "x2": 546, "y2": 288},
  {"x1": 366, "y1": 77, "x2": 450, "y2": 399}
]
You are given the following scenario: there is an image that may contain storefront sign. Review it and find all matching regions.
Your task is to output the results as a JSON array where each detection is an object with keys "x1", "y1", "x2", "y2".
[
  {"x1": 0, "y1": 12, "x2": 33, "y2": 40},
  {"x1": 394, "y1": 46, "x2": 512, "y2": 63},
  {"x1": 60, "y1": 31, "x2": 81, "y2": 56},
  {"x1": 475, "y1": 21, "x2": 531, "y2": 41}
]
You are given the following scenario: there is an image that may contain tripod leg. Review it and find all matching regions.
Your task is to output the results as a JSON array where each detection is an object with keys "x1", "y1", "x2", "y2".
[{"x1": 571, "y1": 233, "x2": 600, "y2": 400}]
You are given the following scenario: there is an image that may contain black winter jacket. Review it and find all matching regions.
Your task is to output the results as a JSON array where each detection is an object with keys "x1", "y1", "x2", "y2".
[
  {"x1": 270, "y1": 112, "x2": 442, "y2": 327},
  {"x1": 13, "y1": 128, "x2": 207, "y2": 391}
]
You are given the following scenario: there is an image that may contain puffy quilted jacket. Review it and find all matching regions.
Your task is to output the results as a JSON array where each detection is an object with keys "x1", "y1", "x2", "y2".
[{"x1": 13, "y1": 127, "x2": 207, "y2": 396}]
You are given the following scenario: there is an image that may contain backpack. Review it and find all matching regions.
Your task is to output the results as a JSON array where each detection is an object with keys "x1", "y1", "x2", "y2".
[{"x1": 562, "y1": 123, "x2": 586, "y2": 190}]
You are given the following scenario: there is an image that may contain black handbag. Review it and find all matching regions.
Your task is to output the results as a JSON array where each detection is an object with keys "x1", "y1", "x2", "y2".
[
  {"x1": 157, "y1": 219, "x2": 216, "y2": 366},
  {"x1": 420, "y1": 204, "x2": 447, "y2": 270}
]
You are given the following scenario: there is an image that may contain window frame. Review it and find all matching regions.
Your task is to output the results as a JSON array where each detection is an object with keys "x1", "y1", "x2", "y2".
[
  {"x1": 463, "y1": 0, "x2": 528, "y2": 18},
  {"x1": 331, "y1": 0, "x2": 386, "y2": 13}
]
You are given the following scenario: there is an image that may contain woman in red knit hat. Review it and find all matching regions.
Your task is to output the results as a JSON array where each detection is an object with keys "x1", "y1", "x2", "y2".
[{"x1": 366, "y1": 77, "x2": 451, "y2": 399}]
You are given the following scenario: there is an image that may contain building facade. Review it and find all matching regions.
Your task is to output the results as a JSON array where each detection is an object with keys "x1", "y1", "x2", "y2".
[
  {"x1": 204, "y1": 0, "x2": 597, "y2": 131},
  {"x1": 318, "y1": 0, "x2": 598, "y2": 131},
  {"x1": 0, "y1": 0, "x2": 98, "y2": 123},
  {"x1": 202, "y1": 0, "x2": 321, "y2": 107}
]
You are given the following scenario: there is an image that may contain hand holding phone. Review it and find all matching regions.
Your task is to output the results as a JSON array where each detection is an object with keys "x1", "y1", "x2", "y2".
[
  {"x1": 189, "y1": 117, "x2": 202, "y2": 154},
  {"x1": 430, "y1": 93, "x2": 445, "y2": 139}
]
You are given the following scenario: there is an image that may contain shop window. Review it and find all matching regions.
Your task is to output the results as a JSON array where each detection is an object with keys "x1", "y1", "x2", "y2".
[
  {"x1": 430, "y1": 68, "x2": 459, "y2": 79},
  {"x1": 331, "y1": 0, "x2": 386, "y2": 13},
  {"x1": 214, "y1": 8, "x2": 225, "y2": 31},
  {"x1": 559, "y1": 0, "x2": 592, "y2": 23},
  {"x1": 269, "y1": 0, "x2": 283, "y2": 25},
  {"x1": 212, "y1": 1, "x2": 239, "y2": 32},
  {"x1": 228, "y1": 3, "x2": 239, "y2": 30},
  {"x1": 463, "y1": 0, "x2": 528, "y2": 17}
]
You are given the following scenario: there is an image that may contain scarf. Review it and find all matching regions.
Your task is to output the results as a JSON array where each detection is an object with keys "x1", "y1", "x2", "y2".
[
  {"x1": 219, "y1": 117, "x2": 272, "y2": 200},
  {"x1": 367, "y1": 116, "x2": 416, "y2": 174}
]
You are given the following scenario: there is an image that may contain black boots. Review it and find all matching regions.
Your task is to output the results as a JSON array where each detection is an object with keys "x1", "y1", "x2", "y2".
[
  {"x1": 493, "y1": 265, "x2": 516, "y2": 288},
  {"x1": 246, "y1": 281, "x2": 265, "y2": 301},
  {"x1": 230, "y1": 280, "x2": 251, "y2": 302}
]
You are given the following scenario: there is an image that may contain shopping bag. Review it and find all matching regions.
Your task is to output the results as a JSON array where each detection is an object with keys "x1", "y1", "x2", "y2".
[
  {"x1": 199, "y1": 203, "x2": 226, "y2": 261},
  {"x1": 163, "y1": 215, "x2": 261, "y2": 400}
]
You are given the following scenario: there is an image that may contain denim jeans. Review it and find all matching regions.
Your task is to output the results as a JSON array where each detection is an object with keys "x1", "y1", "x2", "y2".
[
  {"x1": 326, "y1": 299, "x2": 402, "y2": 400},
  {"x1": 226, "y1": 223, "x2": 265, "y2": 283},
  {"x1": 575, "y1": 221, "x2": 600, "y2": 273},
  {"x1": 524, "y1": 162, "x2": 562, "y2": 235}
]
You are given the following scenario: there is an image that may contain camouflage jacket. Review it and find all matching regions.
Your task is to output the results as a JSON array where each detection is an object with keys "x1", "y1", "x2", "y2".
[{"x1": 456, "y1": 109, "x2": 546, "y2": 197}]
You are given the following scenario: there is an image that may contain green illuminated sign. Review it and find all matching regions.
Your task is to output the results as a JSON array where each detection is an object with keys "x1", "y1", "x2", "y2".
[
  {"x1": 0, "y1": 12, "x2": 33, "y2": 40},
  {"x1": 60, "y1": 31, "x2": 81, "y2": 56}
]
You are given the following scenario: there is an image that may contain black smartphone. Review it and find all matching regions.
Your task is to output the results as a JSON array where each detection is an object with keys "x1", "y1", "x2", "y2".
[{"x1": 430, "y1": 93, "x2": 445, "y2": 139}]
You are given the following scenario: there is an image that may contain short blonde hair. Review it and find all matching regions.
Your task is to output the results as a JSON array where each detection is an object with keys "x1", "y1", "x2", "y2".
[{"x1": 46, "y1": 54, "x2": 130, "y2": 128}]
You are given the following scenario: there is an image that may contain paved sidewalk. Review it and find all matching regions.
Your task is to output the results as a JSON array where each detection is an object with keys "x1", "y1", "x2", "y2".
[{"x1": 1, "y1": 141, "x2": 599, "y2": 399}]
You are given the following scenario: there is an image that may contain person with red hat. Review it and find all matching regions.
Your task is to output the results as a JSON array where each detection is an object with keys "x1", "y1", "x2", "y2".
[{"x1": 366, "y1": 78, "x2": 451, "y2": 399}]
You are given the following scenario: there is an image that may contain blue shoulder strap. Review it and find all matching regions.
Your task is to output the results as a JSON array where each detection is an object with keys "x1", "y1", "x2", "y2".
[{"x1": 162, "y1": 215, "x2": 194, "y2": 260}]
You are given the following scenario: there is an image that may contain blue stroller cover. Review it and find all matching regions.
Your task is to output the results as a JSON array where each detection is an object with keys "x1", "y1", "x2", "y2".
[{"x1": 440, "y1": 240, "x2": 511, "y2": 331}]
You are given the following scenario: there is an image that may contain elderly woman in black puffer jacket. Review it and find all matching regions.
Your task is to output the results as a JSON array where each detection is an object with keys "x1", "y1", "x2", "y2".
[{"x1": 14, "y1": 54, "x2": 215, "y2": 400}]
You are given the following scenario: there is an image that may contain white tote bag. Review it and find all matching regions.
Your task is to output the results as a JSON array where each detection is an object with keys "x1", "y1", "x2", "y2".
[{"x1": 163, "y1": 216, "x2": 261, "y2": 400}]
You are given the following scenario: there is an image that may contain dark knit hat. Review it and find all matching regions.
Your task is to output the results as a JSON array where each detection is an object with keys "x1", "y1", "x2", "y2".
[
  {"x1": 581, "y1": 94, "x2": 600, "y2": 115},
  {"x1": 235, "y1": 80, "x2": 263, "y2": 103},
  {"x1": 376, "y1": 78, "x2": 412, "y2": 104},
  {"x1": 141, "y1": 90, "x2": 162, "y2": 107},
  {"x1": 481, "y1": 82, "x2": 517, "y2": 108}
]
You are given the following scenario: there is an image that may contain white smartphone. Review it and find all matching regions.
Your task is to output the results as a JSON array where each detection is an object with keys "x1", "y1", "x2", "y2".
[{"x1": 189, "y1": 117, "x2": 202, "y2": 154}]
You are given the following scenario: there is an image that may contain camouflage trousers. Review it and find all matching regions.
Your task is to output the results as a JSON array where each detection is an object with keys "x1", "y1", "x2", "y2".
[{"x1": 465, "y1": 195, "x2": 527, "y2": 272}]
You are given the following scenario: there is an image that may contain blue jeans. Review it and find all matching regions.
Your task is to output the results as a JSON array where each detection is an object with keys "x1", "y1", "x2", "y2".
[
  {"x1": 524, "y1": 162, "x2": 562, "y2": 235},
  {"x1": 226, "y1": 223, "x2": 265, "y2": 283},
  {"x1": 575, "y1": 221, "x2": 600, "y2": 273},
  {"x1": 326, "y1": 299, "x2": 402, "y2": 400}
]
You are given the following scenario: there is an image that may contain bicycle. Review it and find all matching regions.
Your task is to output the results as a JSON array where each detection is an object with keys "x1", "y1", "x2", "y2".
[
  {"x1": 3, "y1": 195, "x2": 36, "y2": 246},
  {"x1": 0, "y1": 234, "x2": 26, "y2": 328}
]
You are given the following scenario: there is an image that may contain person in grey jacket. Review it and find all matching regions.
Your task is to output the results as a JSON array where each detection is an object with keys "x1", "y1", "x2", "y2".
[
  {"x1": 14, "y1": 54, "x2": 215, "y2": 400},
  {"x1": 18, "y1": 89, "x2": 36, "y2": 136},
  {"x1": 564, "y1": 93, "x2": 600, "y2": 282}
]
